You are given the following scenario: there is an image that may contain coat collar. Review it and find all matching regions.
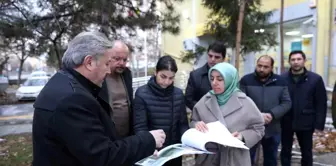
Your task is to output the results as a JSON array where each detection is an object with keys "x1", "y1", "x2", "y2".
[
  {"x1": 288, "y1": 67, "x2": 308, "y2": 77},
  {"x1": 200, "y1": 63, "x2": 210, "y2": 76},
  {"x1": 65, "y1": 68, "x2": 101, "y2": 97},
  {"x1": 204, "y1": 91, "x2": 244, "y2": 125},
  {"x1": 147, "y1": 76, "x2": 174, "y2": 97}
]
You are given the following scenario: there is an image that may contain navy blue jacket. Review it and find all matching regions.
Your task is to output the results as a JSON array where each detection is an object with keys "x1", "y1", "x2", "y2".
[
  {"x1": 133, "y1": 76, "x2": 189, "y2": 148},
  {"x1": 240, "y1": 73, "x2": 291, "y2": 137},
  {"x1": 281, "y1": 69, "x2": 327, "y2": 131}
]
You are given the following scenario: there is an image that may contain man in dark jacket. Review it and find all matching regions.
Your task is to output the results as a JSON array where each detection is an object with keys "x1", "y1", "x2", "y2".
[
  {"x1": 32, "y1": 31, "x2": 166, "y2": 166},
  {"x1": 281, "y1": 50, "x2": 327, "y2": 166},
  {"x1": 99, "y1": 41, "x2": 134, "y2": 138},
  {"x1": 185, "y1": 41, "x2": 226, "y2": 110},
  {"x1": 240, "y1": 55, "x2": 291, "y2": 166}
]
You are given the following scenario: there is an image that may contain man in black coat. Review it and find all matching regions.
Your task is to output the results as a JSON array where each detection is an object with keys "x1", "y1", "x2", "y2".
[
  {"x1": 185, "y1": 41, "x2": 226, "y2": 110},
  {"x1": 32, "y1": 31, "x2": 166, "y2": 166},
  {"x1": 280, "y1": 50, "x2": 327, "y2": 166}
]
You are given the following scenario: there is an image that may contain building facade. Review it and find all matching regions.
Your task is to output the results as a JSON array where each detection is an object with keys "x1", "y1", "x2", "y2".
[{"x1": 162, "y1": 0, "x2": 336, "y2": 90}]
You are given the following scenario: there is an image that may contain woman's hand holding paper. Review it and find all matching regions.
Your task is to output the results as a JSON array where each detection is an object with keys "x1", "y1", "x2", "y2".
[{"x1": 195, "y1": 121, "x2": 208, "y2": 133}]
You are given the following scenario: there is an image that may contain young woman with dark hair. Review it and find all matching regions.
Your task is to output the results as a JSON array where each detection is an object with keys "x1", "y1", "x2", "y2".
[{"x1": 133, "y1": 55, "x2": 189, "y2": 166}]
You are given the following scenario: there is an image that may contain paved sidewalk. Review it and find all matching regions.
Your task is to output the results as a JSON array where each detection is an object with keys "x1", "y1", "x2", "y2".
[
  {"x1": 0, "y1": 103, "x2": 34, "y2": 126},
  {"x1": 0, "y1": 123, "x2": 32, "y2": 137}
]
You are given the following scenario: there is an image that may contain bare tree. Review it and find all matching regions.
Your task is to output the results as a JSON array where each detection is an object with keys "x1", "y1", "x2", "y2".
[{"x1": 14, "y1": 38, "x2": 36, "y2": 84}]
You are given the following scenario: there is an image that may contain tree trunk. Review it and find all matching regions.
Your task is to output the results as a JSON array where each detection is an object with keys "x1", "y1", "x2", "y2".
[
  {"x1": 17, "y1": 60, "x2": 24, "y2": 85},
  {"x1": 17, "y1": 39, "x2": 27, "y2": 85},
  {"x1": 100, "y1": 0, "x2": 110, "y2": 37},
  {"x1": 53, "y1": 41, "x2": 62, "y2": 69},
  {"x1": 0, "y1": 56, "x2": 9, "y2": 75},
  {"x1": 235, "y1": 0, "x2": 246, "y2": 72},
  {"x1": 280, "y1": 0, "x2": 285, "y2": 73}
]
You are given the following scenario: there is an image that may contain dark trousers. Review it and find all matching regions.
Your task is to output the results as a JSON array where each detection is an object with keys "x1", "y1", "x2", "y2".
[
  {"x1": 280, "y1": 128, "x2": 313, "y2": 166},
  {"x1": 163, "y1": 156, "x2": 182, "y2": 166},
  {"x1": 250, "y1": 134, "x2": 280, "y2": 166}
]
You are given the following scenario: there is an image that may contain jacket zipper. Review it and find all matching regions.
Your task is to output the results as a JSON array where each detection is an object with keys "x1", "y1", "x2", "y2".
[
  {"x1": 170, "y1": 94, "x2": 174, "y2": 145},
  {"x1": 120, "y1": 75, "x2": 131, "y2": 112}
]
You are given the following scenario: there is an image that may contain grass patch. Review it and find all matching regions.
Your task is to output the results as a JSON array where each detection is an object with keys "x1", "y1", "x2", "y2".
[
  {"x1": 0, "y1": 132, "x2": 195, "y2": 166},
  {"x1": 0, "y1": 133, "x2": 32, "y2": 166}
]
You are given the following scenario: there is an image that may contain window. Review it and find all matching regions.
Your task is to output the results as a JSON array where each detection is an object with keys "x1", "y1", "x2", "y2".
[{"x1": 23, "y1": 79, "x2": 49, "y2": 86}]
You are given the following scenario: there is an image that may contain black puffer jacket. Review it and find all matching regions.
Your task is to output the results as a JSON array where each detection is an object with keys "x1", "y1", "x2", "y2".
[{"x1": 133, "y1": 76, "x2": 189, "y2": 147}]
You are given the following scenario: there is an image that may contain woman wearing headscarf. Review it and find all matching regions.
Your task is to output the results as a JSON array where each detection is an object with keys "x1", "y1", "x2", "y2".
[{"x1": 191, "y1": 62, "x2": 265, "y2": 166}]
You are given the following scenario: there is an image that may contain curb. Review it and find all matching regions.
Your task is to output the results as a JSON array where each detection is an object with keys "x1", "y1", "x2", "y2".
[{"x1": 0, "y1": 118, "x2": 33, "y2": 126}]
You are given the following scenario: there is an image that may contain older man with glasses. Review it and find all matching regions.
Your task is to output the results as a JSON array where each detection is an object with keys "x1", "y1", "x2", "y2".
[{"x1": 99, "y1": 41, "x2": 134, "y2": 140}]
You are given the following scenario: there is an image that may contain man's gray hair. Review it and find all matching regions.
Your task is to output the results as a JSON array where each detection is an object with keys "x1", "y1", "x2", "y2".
[{"x1": 62, "y1": 31, "x2": 113, "y2": 68}]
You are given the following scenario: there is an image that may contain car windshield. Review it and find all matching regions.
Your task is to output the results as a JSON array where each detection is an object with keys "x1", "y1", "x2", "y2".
[
  {"x1": 32, "y1": 74, "x2": 47, "y2": 77},
  {"x1": 23, "y1": 79, "x2": 48, "y2": 86}
]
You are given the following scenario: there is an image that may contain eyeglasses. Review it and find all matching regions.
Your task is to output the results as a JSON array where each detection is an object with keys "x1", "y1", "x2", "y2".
[{"x1": 111, "y1": 56, "x2": 128, "y2": 63}]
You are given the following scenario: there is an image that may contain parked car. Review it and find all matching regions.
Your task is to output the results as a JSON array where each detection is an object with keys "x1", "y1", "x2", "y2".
[
  {"x1": 15, "y1": 76, "x2": 50, "y2": 101},
  {"x1": 29, "y1": 71, "x2": 51, "y2": 78}
]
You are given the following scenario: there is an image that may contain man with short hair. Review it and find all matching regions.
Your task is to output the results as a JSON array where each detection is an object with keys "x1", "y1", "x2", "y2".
[
  {"x1": 100, "y1": 41, "x2": 134, "y2": 138},
  {"x1": 281, "y1": 50, "x2": 327, "y2": 166},
  {"x1": 185, "y1": 41, "x2": 226, "y2": 110},
  {"x1": 240, "y1": 55, "x2": 291, "y2": 166},
  {"x1": 32, "y1": 31, "x2": 166, "y2": 166}
]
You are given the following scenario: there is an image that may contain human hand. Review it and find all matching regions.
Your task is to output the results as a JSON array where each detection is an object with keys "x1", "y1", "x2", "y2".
[
  {"x1": 149, "y1": 129, "x2": 166, "y2": 148},
  {"x1": 153, "y1": 150, "x2": 159, "y2": 158},
  {"x1": 232, "y1": 131, "x2": 243, "y2": 141},
  {"x1": 195, "y1": 121, "x2": 208, "y2": 133},
  {"x1": 262, "y1": 113, "x2": 273, "y2": 124}
]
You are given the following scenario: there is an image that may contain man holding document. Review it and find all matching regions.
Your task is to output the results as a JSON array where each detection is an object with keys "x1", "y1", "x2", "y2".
[
  {"x1": 32, "y1": 32, "x2": 166, "y2": 166},
  {"x1": 191, "y1": 62, "x2": 265, "y2": 166}
]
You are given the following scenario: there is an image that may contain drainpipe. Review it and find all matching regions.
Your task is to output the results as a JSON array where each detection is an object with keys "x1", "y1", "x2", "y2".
[{"x1": 192, "y1": 0, "x2": 197, "y2": 53}]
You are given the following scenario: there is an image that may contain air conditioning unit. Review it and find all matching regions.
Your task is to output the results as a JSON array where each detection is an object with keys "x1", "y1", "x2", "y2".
[{"x1": 183, "y1": 39, "x2": 194, "y2": 50}]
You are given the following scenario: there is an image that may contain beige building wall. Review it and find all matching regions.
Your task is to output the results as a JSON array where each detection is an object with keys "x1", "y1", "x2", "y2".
[{"x1": 161, "y1": 0, "x2": 335, "y2": 89}]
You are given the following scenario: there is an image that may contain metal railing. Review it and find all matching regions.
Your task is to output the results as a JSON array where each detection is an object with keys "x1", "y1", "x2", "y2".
[{"x1": 132, "y1": 76, "x2": 151, "y2": 97}]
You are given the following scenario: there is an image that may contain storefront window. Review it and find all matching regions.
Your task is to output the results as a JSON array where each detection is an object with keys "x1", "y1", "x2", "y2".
[
  {"x1": 255, "y1": 16, "x2": 315, "y2": 73},
  {"x1": 282, "y1": 17, "x2": 315, "y2": 71}
]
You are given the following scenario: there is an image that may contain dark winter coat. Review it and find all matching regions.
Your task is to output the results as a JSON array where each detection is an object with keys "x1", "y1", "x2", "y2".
[
  {"x1": 133, "y1": 76, "x2": 189, "y2": 147},
  {"x1": 32, "y1": 69, "x2": 155, "y2": 166},
  {"x1": 185, "y1": 64, "x2": 212, "y2": 110},
  {"x1": 281, "y1": 69, "x2": 327, "y2": 131}
]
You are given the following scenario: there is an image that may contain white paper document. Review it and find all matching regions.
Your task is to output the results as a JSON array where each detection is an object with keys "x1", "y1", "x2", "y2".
[{"x1": 135, "y1": 121, "x2": 248, "y2": 166}]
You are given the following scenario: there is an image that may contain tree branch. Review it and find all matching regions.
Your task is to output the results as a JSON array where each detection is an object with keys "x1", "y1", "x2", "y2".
[
  {"x1": 10, "y1": 1, "x2": 50, "y2": 39},
  {"x1": 30, "y1": 9, "x2": 84, "y2": 23}
]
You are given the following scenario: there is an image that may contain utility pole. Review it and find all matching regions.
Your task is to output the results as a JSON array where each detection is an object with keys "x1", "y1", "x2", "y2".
[{"x1": 280, "y1": 0, "x2": 285, "y2": 73}]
